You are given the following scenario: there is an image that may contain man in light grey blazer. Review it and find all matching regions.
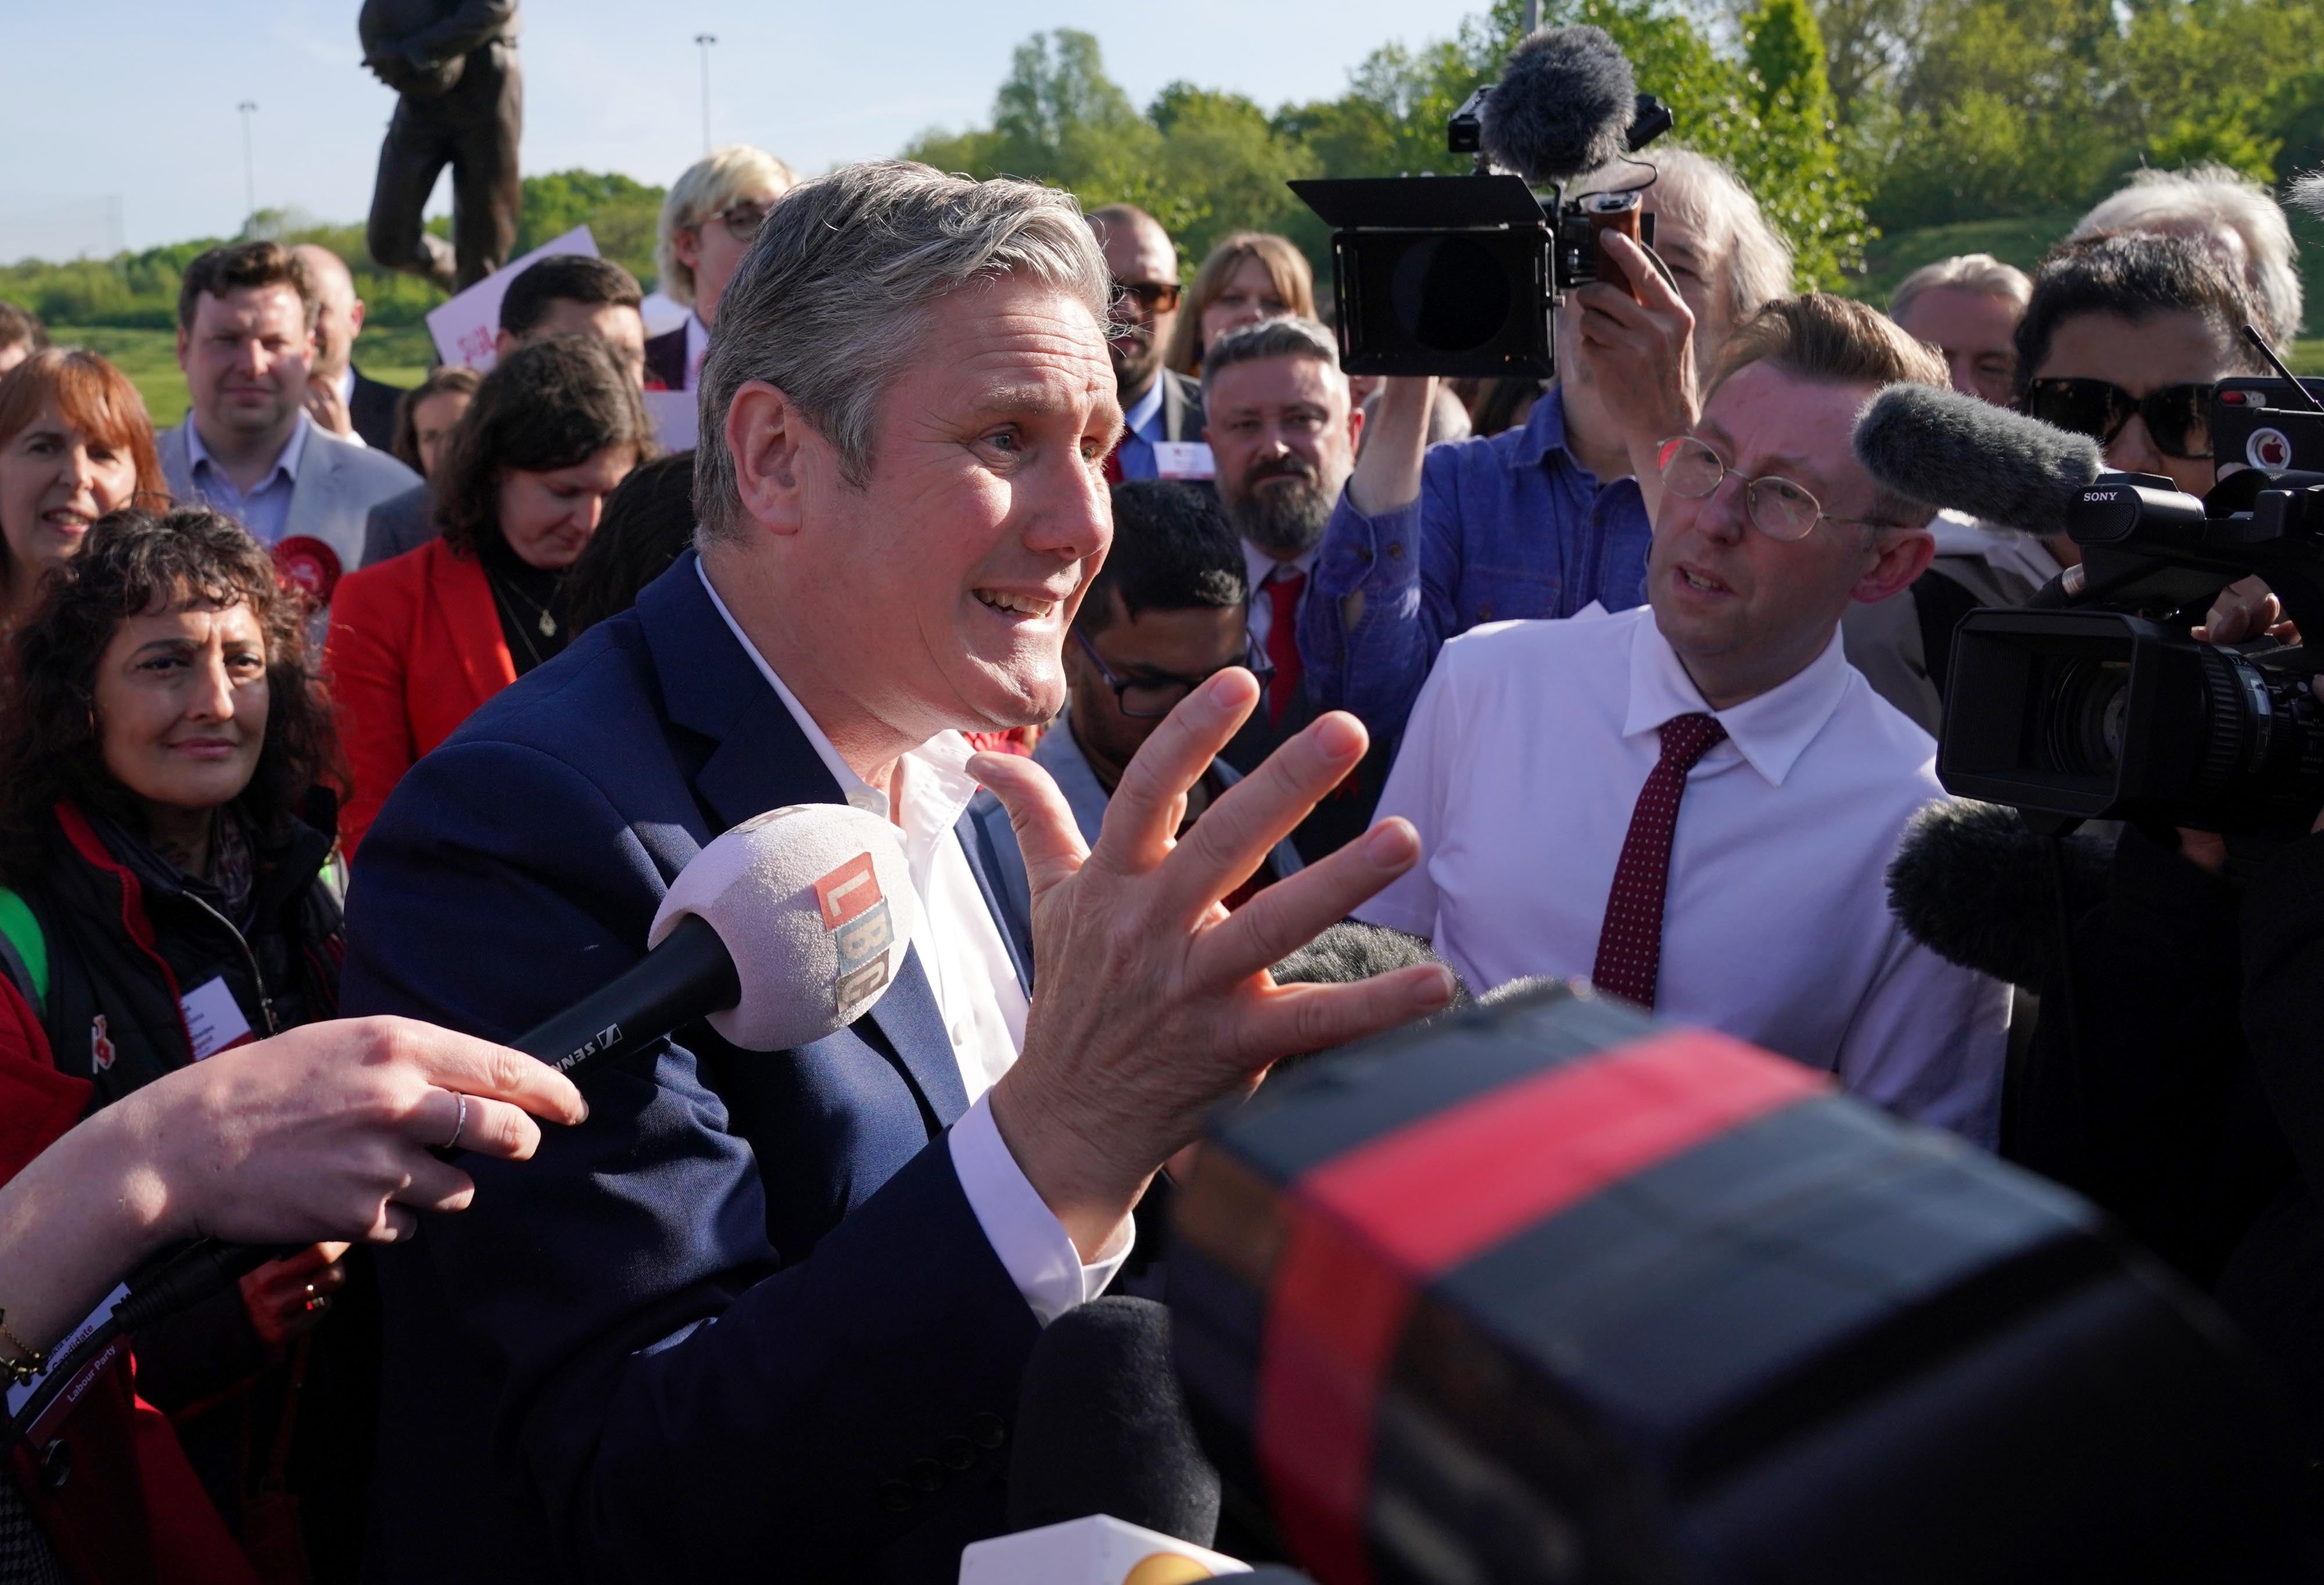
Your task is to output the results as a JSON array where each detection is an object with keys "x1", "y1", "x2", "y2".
[{"x1": 161, "y1": 240, "x2": 418, "y2": 605}]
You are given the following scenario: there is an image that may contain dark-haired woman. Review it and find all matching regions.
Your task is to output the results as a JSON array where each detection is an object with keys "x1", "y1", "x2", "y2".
[
  {"x1": 0, "y1": 505, "x2": 362, "y2": 1577},
  {"x1": 327, "y1": 335, "x2": 652, "y2": 853}
]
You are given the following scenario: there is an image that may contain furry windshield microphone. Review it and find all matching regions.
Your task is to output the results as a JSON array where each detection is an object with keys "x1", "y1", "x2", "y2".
[
  {"x1": 1853, "y1": 382, "x2": 2106, "y2": 536},
  {"x1": 1885, "y1": 799, "x2": 2112, "y2": 987},
  {"x1": 1478, "y1": 26, "x2": 1638, "y2": 185}
]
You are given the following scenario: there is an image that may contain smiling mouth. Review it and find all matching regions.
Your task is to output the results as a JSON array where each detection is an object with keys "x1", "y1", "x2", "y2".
[
  {"x1": 974, "y1": 589, "x2": 1059, "y2": 619},
  {"x1": 41, "y1": 510, "x2": 91, "y2": 533},
  {"x1": 1677, "y1": 565, "x2": 1731, "y2": 594}
]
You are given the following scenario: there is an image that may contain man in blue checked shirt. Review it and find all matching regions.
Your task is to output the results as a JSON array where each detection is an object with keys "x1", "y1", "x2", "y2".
[{"x1": 1300, "y1": 150, "x2": 1795, "y2": 745}]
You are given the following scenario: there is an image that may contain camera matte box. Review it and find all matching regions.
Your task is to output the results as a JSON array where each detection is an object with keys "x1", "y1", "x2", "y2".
[
  {"x1": 1170, "y1": 985, "x2": 2307, "y2": 1584},
  {"x1": 1291, "y1": 175, "x2": 1555, "y2": 379}
]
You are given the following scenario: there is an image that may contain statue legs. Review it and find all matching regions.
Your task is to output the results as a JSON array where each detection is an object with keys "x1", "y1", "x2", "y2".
[{"x1": 366, "y1": 42, "x2": 523, "y2": 292}]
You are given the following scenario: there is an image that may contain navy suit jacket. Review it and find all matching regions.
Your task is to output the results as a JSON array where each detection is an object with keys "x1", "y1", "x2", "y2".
[{"x1": 344, "y1": 552, "x2": 1042, "y2": 1583}]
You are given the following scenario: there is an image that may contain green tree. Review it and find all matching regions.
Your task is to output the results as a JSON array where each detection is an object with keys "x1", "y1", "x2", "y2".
[{"x1": 517, "y1": 170, "x2": 666, "y2": 288}]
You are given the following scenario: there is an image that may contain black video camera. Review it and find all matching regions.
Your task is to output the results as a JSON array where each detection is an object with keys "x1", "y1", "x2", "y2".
[
  {"x1": 1287, "y1": 86, "x2": 1673, "y2": 379},
  {"x1": 1940, "y1": 377, "x2": 2324, "y2": 832}
]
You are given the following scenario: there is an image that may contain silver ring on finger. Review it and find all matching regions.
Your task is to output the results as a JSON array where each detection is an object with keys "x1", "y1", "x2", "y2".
[{"x1": 443, "y1": 1091, "x2": 469, "y2": 1152}]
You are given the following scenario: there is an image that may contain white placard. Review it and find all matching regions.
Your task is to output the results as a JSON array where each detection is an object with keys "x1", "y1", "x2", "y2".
[
  {"x1": 1153, "y1": 440, "x2": 1215, "y2": 480},
  {"x1": 424, "y1": 225, "x2": 598, "y2": 372},
  {"x1": 644, "y1": 389, "x2": 699, "y2": 453},
  {"x1": 180, "y1": 974, "x2": 254, "y2": 1061}
]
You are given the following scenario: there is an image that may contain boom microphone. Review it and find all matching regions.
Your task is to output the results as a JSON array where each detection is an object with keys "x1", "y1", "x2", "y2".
[
  {"x1": 1853, "y1": 381, "x2": 2105, "y2": 536},
  {"x1": 1007, "y1": 1297, "x2": 1222, "y2": 1545},
  {"x1": 1477, "y1": 26, "x2": 1638, "y2": 185}
]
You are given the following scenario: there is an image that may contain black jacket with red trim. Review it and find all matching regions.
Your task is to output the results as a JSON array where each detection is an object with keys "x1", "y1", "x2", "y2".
[{"x1": 0, "y1": 798, "x2": 364, "y2": 1575}]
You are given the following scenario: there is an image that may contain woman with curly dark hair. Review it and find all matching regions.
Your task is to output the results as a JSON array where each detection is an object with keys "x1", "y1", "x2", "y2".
[
  {"x1": 326, "y1": 335, "x2": 651, "y2": 852},
  {"x1": 0, "y1": 504, "x2": 370, "y2": 1575}
]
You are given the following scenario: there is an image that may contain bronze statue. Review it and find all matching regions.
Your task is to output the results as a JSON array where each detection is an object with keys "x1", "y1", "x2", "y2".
[{"x1": 360, "y1": 0, "x2": 523, "y2": 292}]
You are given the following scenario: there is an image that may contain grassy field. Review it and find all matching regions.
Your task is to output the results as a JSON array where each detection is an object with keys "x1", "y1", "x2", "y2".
[{"x1": 52, "y1": 322, "x2": 437, "y2": 429}]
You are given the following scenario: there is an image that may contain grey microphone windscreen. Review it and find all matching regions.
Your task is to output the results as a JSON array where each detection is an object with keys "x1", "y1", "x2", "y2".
[
  {"x1": 1885, "y1": 799, "x2": 2112, "y2": 987},
  {"x1": 1853, "y1": 382, "x2": 2105, "y2": 536},
  {"x1": 1478, "y1": 26, "x2": 1637, "y2": 185},
  {"x1": 647, "y1": 803, "x2": 918, "y2": 1052}
]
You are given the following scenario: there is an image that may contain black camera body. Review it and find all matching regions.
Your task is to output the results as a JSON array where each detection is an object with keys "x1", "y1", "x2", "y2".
[
  {"x1": 1939, "y1": 382, "x2": 2324, "y2": 831},
  {"x1": 1287, "y1": 88, "x2": 1672, "y2": 379}
]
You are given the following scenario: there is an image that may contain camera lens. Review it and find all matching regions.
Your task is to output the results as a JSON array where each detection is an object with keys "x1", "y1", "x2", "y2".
[
  {"x1": 1389, "y1": 236, "x2": 1511, "y2": 353},
  {"x1": 2043, "y1": 658, "x2": 2132, "y2": 778}
]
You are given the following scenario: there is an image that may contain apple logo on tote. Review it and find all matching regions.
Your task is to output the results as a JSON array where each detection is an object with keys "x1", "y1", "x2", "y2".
[{"x1": 2248, "y1": 427, "x2": 2294, "y2": 471}]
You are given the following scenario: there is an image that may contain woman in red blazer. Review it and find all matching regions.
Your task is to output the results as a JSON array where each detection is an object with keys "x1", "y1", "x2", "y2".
[{"x1": 328, "y1": 337, "x2": 652, "y2": 852}]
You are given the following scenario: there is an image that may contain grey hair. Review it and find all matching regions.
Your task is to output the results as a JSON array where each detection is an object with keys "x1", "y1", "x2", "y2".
[
  {"x1": 694, "y1": 161, "x2": 1111, "y2": 540},
  {"x1": 2071, "y1": 164, "x2": 2302, "y2": 347},
  {"x1": 1889, "y1": 252, "x2": 2033, "y2": 324},
  {"x1": 1199, "y1": 315, "x2": 1343, "y2": 404}
]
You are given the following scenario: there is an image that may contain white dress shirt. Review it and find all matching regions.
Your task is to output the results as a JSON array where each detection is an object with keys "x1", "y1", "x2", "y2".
[
  {"x1": 180, "y1": 411, "x2": 311, "y2": 547},
  {"x1": 1243, "y1": 539, "x2": 1317, "y2": 654},
  {"x1": 331, "y1": 366, "x2": 368, "y2": 447},
  {"x1": 1360, "y1": 603, "x2": 2008, "y2": 1145},
  {"x1": 698, "y1": 562, "x2": 1127, "y2": 1321}
]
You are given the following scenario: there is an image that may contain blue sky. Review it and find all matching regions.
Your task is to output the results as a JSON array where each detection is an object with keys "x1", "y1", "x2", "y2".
[{"x1": 2, "y1": 0, "x2": 1486, "y2": 253}]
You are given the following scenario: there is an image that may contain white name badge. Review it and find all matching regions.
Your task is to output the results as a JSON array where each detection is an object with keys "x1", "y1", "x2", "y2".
[
  {"x1": 1153, "y1": 440, "x2": 1216, "y2": 480},
  {"x1": 180, "y1": 976, "x2": 255, "y2": 1061}
]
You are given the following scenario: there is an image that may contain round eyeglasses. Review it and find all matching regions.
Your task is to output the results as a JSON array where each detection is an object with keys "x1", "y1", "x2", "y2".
[{"x1": 1656, "y1": 435, "x2": 1895, "y2": 542}]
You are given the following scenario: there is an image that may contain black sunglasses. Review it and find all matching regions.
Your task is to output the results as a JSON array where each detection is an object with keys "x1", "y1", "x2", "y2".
[
  {"x1": 1073, "y1": 626, "x2": 1272, "y2": 719},
  {"x1": 2022, "y1": 378, "x2": 2215, "y2": 460}
]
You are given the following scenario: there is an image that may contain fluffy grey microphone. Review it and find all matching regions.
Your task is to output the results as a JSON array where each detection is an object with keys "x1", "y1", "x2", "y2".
[
  {"x1": 1885, "y1": 800, "x2": 2111, "y2": 987},
  {"x1": 1478, "y1": 26, "x2": 1637, "y2": 185},
  {"x1": 1853, "y1": 382, "x2": 2106, "y2": 536}
]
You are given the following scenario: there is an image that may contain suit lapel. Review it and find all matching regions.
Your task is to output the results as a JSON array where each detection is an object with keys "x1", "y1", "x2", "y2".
[
  {"x1": 637, "y1": 553, "x2": 972, "y2": 1130},
  {"x1": 956, "y1": 809, "x2": 1034, "y2": 996},
  {"x1": 432, "y1": 546, "x2": 518, "y2": 711}
]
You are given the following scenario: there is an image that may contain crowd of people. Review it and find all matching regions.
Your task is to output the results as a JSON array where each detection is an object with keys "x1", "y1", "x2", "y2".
[{"x1": 0, "y1": 116, "x2": 2320, "y2": 1582}]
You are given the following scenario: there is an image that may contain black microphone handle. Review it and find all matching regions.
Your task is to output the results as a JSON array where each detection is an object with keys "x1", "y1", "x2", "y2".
[
  {"x1": 98, "y1": 916, "x2": 741, "y2": 1346},
  {"x1": 514, "y1": 912, "x2": 740, "y2": 1082}
]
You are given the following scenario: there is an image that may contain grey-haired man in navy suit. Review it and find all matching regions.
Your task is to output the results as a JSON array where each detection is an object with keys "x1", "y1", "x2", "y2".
[{"x1": 344, "y1": 160, "x2": 1451, "y2": 1583}]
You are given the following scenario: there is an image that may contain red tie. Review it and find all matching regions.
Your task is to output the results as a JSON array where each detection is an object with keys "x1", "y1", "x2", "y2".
[
  {"x1": 1263, "y1": 569, "x2": 1306, "y2": 727},
  {"x1": 1591, "y1": 712, "x2": 1727, "y2": 1010}
]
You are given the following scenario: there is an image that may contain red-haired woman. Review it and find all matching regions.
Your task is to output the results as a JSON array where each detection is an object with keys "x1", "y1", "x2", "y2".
[{"x1": 0, "y1": 348, "x2": 166, "y2": 629}]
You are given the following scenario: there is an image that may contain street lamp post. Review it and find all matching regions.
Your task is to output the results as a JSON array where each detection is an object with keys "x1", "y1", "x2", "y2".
[
  {"x1": 694, "y1": 34, "x2": 718, "y2": 156},
  {"x1": 236, "y1": 101, "x2": 259, "y2": 230}
]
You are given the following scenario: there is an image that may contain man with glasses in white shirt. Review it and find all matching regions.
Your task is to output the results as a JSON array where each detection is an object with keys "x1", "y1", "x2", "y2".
[
  {"x1": 1361, "y1": 292, "x2": 2009, "y2": 1143},
  {"x1": 646, "y1": 145, "x2": 799, "y2": 392}
]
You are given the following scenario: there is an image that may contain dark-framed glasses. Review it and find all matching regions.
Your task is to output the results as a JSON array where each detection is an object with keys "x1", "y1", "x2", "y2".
[
  {"x1": 702, "y1": 200, "x2": 773, "y2": 245},
  {"x1": 1655, "y1": 435, "x2": 1891, "y2": 542},
  {"x1": 1073, "y1": 626, "x2": 1272, "y2": 719},
  {"x1": 2022, "y1": 377, "x2": 2214, "y2": 460},
  {"x1": 1111, "y1": 278, "x2": 1183, "y2": 314}
]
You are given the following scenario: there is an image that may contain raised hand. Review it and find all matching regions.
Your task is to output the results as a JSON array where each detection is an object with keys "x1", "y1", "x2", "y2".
[{"x1": 975, "y1": 667, "x2": 1455, "y2": 1256}]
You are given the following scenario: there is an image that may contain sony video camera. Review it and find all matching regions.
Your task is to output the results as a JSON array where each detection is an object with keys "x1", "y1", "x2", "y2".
[
  {"x1": 1288, "y1": 27, "x2": 1673, "y2": 379},
  {"x1": 1940, "y1": 377, "x2": 2324, "y2": 832}
]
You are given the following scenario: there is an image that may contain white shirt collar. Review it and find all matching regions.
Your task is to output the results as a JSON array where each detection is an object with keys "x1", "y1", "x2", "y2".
[
  {"x1": 1623, "y1": 608, "x2": 1853, "y2": 788},
  {"x1": 184, "y1": 408, "x2": 312, "y2": 487},
  {"x1": 1243, "y1": 537, "x2": 1315, "y2": 590},
  {"x1": 1122, "y1": 376, "x2": 1166, "y2": 442},
  {"x1": 694, "y1": 558, "x2": 982, "y2": 830},
  {"x1": 686, "y1": 313, "x2": 711, "y2": 382},
  {"x1": 333, "y1": 365, "x2": 356, "y2": 406}
]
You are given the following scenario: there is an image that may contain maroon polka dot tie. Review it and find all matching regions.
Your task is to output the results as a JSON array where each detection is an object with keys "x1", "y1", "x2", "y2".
[{"x1": 1590, "y1": 712, "x2": 1727, "y2": 1010}]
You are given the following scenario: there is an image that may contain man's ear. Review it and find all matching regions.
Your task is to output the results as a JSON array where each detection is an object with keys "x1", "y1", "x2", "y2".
[
  {"x1": 492, "y1": 329, "x2": 518, "y2": 361},
  {"x1": 174, "y1": 325, "x2": 191, "y2": 373},
  {"x1": 1852, "y1": 526, "x2": 1937, "y2": 605},
  {"x1": 726, "y1": 379, "x2": 816, "y2": 538}
]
